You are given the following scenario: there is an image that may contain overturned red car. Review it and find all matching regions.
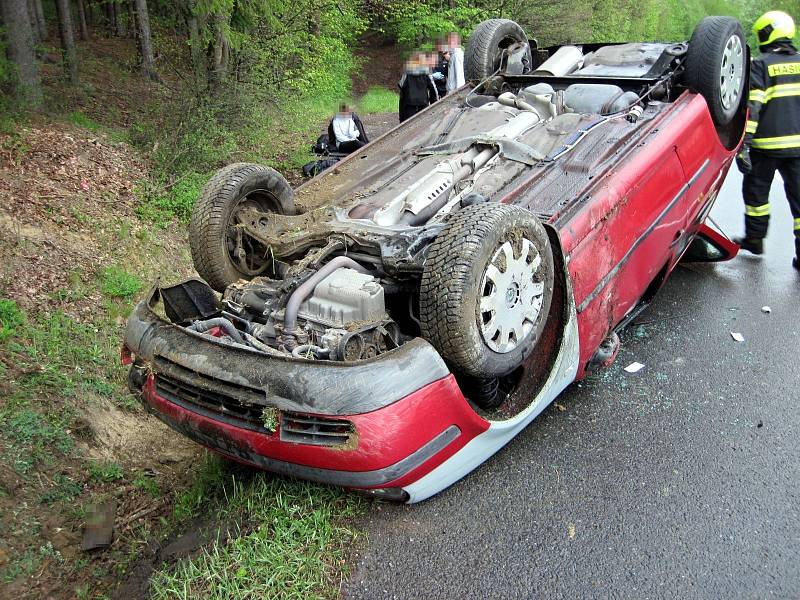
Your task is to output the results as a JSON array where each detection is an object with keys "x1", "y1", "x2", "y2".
[{"x1": 124, "y1": 17, "x2": 745, "y2": 502}]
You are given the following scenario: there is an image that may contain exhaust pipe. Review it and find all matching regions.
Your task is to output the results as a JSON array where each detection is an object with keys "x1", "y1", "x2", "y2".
[{"x1": 532, "y1": 45, "x2": 583, "y2": 76}]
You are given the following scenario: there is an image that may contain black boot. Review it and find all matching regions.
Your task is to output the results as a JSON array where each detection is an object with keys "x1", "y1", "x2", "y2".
[
  {"x1": 733, "y1": 236, "x2": 764, "y2": 255},
  {"x1": 793, "y1": 257, "x2": 799, "y2": 271}
]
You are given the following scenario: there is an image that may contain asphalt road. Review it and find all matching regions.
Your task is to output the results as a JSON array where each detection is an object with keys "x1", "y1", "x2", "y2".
[{"x1": 343, "y1": 168, "x2": 800, "y2": 599}]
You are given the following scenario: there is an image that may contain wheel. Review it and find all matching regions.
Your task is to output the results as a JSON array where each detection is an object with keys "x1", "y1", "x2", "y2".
[
  {"x1": 419, "y1": 203, "x2": 554, "y2": 378},
  {"x1": 189, "y1": 163, "x2": 295, "y2": 292},
  {"x1": 465, "y1": 19, "x2": 532, "y2": 81},
  {"x1": 684, "y1": 16, "x2": 746, "y2": 126}
]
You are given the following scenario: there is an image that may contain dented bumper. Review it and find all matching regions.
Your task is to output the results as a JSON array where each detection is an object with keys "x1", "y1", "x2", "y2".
[{"x1": 124, "y1": 290, "x2": 490, "y2": 494}]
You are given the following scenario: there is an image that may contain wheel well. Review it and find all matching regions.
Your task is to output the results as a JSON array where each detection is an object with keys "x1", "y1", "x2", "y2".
[{"x1": 494, "y1": 223, "x2": 568, "y2": 417}]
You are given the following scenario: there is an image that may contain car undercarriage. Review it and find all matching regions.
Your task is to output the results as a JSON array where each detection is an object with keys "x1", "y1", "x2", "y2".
[{"x1": 123, "y1": 16, "x2": 747, "y2": 501}]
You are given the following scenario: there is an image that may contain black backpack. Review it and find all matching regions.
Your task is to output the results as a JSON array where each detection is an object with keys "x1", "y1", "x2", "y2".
[
  {"x1": 312, "y1": 134, "x2": 331, "y2": 155},
  {"x1": 302, "y1": 157, "x2": 340, "y2": 178}
]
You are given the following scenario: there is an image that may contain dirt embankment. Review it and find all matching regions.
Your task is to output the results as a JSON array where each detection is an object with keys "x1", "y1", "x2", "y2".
[{"x1": 0, "y1": 123, "x2": 200, "y2": 598}]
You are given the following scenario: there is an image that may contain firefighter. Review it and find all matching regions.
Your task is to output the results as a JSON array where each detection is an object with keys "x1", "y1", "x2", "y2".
[{"x1": 735, "y1": 10, "x2": 800, "y2": 270}]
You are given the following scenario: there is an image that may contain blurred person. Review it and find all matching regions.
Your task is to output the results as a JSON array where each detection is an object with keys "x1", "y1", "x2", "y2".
[
  {"x1": 398, "y1": 51, "x2": 439, "y2": 122},
  {"x1": 432, "y1": 40, "x2": 449, "y2": 98},
  {"x1": 734, "y1": 10, "x2": 800, "y2": 270},
  {"x1": 445, "y1": 31, "x2": 465, "y2": 93},
  {"x1": 327, "y1": 103, "x2": 369, "y2": 154}
]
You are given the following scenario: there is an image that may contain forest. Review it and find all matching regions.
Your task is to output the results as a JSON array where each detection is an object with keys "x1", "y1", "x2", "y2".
[{"x1": 2, "y1": 0, "x2": 797, "y2": 195}]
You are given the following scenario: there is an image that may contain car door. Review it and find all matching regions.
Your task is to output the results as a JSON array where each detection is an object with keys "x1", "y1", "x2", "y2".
[{"x1": 564, "y1": 101, "x2": 702, "y2": 368}]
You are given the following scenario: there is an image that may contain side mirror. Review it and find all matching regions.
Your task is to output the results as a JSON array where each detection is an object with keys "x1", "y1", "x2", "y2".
[{"x1": 682, "y1": 222, "x2": 739, "y2": 262}]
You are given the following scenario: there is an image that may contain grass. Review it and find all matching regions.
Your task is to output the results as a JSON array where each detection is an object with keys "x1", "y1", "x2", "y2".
[
  {"x1": 65, "y1": 110, "x2": 129, "y2": 143},
  {"x1": 0, "y1": 299, "x2": 119, "y2": 475},
  {"x1": 150, "y1": 457, "x2": 367, "y2": 600},
  {"x1": 134, "y1": 172, "x2": 210, "y2": 225},
  {"x1": 358, "y1": 87, "x2": 399, "y2": 114},
  {"x1": 0, "y1": 296, "x2": 25, "y2": 341},
  {"x1": 89, "y1": 461, "x2": 125, "y2": 483},
  {"x1": 100, "y1": 266, "x2": 143, "y2": 299}
]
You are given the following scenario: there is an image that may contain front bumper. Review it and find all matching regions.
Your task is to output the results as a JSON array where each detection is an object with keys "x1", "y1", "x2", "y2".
[
  {"x1": 138, "y1": 373, "x2": 489, "y2": 491},
  {"x1": 125, "y1": 291, "x2": 454, "y2": 416},
  {"x1": 125, "y1": 288, "x2": 490, "y2": 493}
]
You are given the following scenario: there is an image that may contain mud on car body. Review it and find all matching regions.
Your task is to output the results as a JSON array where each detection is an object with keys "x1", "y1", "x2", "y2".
[{"x1": 124, "y1": 17, "x2": 745, "y2": 502}]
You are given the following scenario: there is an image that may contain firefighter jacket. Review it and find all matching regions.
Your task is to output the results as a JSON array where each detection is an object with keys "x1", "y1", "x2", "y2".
[{"x1": 746, "y1": 41, "x2": 800, "y2": 157}]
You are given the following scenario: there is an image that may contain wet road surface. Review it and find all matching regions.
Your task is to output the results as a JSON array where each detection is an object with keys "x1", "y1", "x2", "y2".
[{"x1": 343, "y1": 169, "x2": 800, "y2": 599}]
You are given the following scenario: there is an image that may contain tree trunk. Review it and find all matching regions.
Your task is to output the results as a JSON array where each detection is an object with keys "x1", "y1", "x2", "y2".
[
  {"x1": 27, "y1": 0, "x2": 40, "y2": 43},
  {"x1": 115, "y1": 2, "x2": 126, "y2": 36},
  {"x1": 104, "y1": 1, "x2": 114, "y2": 34},
  {"x1": 127, "y1": 0, "x2": 136, "y2": 39},
  {"x1": 210, "y1": 13, "x2": 229, "y2": 86},
  {"x1": 33, "y1": 0, "x2": 47, "y2": 40},
  {"x1": 1, "y1": 0, "x2": 43, "y2": 107},
  {"x1": 76, "y1": 0, "x2": 89, "y2": 40},
  {"x1": 112, "y1": 0, "x2": 120, "y2": 36},
  {"x1": 133, "y1": 0, "x2": 157, "y2": 80},
  {"x1": 55, "y1": 0, "x2": 79, "y2": 83},
  {"x1": 187, "y1": 13, "x2": 204, "y2": 84}
]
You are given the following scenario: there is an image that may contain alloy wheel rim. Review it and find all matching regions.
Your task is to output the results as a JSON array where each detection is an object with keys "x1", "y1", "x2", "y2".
[
  {"x1": 479, "y1": 238, "x2": 545, "y2": 353},
  {"x1": 719, "y1": 35, "x2": 744, "y2": 111}
]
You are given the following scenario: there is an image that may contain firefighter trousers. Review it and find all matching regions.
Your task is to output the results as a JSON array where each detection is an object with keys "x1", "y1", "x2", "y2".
[{"x1": 742, "y1": 152, "x2": 800, "y2": 257}]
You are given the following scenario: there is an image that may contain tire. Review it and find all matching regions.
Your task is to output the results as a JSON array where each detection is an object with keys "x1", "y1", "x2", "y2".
[
  {"x1": 684, "y1": 16, "x2": 746, "y2": 126},
  {"x1": 419, "y1": 203, "x2": 555, "y2": 378},
  {"x1": 189, "y1": 163, "x2": 295, "y2": 292},
  {"x1": 465, "y1": 19, "x2": 532, "y2": 82}
]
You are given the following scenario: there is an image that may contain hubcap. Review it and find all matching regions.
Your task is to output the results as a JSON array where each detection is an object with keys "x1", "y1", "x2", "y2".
[
  {"x1": 479, "y1": 238, "x2": 545, "y2": 353},
  {"x1": 719, "y1": 35, "x2": 744, "y2": 111}
]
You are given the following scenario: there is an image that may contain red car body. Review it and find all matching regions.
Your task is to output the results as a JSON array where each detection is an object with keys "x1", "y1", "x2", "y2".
[{"x1": 125, "y1": 35, "x2": 744, "y2": 502}]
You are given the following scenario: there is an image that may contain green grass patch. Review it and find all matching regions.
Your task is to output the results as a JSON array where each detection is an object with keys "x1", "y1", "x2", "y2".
[
  {"x1": 100, "y1": 266, "x2": 143, "y2": 299},
  {"x1": 133, "y1": 474, "x2": 161, "y2": 497},
  {"x1": 134, "y1": 172, "x2": 209, "y2": 225},
  {"x1": 1, "y1": 542, "x2": 63, "y2": 583},
  {"x1": 358, "y1": 87, "x2": 399, "y2": 114},
  {"x1": 5, "y1": 408, "x2": 75, "y2": 474},
  {"x1": 151, "y1": 458, "x2": 367, "y2": 600},
  {"x1": 0, "y1": 297, "x2": 25, "y2": 342},
  {"x1": 64, "y1": 110, "x2": 129, "y2": 143},
  {"x1": 89, "y1": 461, "x2": 125, "y2": 483},
  {"x1": 39, "y1": 473, "x2": 83, "y2": 504},
  {"x1": 65, "y1": 111, "x2": 103, "y2": 132},
  {"x1": 0, "y1": 298, "x2": 129, "y2": 472},
  {"x1": 172, "y1": 454, "x2": 230, "y2": 521}
]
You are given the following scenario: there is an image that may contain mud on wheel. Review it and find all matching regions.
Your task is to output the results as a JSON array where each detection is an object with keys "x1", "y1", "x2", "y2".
[
  {"x1": 419, "y1": 203, "x2": 554, "y2": 379},
  {"x1": 189, "y1": 163, "x2": 295, "y2": 292},
  {"x1": 465, "y1": 19, "x2": 533, "y2": 81}
]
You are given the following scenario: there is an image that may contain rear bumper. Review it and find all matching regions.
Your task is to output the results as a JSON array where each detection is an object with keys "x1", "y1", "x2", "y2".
[{"x1": 138, "y1": 372, "x2": 490, "y2": 491}]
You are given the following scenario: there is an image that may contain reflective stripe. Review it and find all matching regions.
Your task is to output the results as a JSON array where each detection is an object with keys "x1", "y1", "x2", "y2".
[
  {"x1": 749, "y1": 89, "x2": 766, "y2": 103},
  {"x1": 752, "y1": 133, "x2": 800, "y2": 150},
  {"x1": 745, "y1": 203, "x2": 770, "y2": 217},
  {"x1": 794, "y1": 217, "x2": 800, "y2": 230},
  {"x1": 746, "y1": 120, "x2": 759, "y2": 134},
  {"x1": 763, "y1": 83, "x2": 800, "y2": 101},
  {"x1": 768, "y1": 63, "x2": 800, "y2": 77}
]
